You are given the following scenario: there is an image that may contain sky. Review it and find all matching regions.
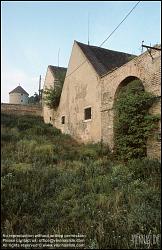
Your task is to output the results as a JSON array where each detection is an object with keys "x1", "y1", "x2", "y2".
[{"x1": 1, "y1": 1, "x2": 161, "y2": 103}]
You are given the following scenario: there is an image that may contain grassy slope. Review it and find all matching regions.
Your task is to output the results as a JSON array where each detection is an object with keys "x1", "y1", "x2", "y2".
[{"x1": 1, "y1": 113, "x2": 161, "y2": 249}]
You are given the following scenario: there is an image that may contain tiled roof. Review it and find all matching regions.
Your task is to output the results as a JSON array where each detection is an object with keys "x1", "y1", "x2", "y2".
[
  {"x1": 9, "y1": 86, "x2": 29, "y2": 95},
  {"x1": 48, "y1": 65, "x2": 67, "y2": 79},
  {"x1": 76, "y1": 41, "x2": 136, "y2": 76}
]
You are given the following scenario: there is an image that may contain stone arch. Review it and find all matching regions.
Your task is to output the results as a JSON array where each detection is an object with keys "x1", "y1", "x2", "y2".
[
  {"x1": 101, "y1": 48, "x2": 160, "y2": 159},
  {"x1": 114, "y1": 75, "x2": 144, "y2": 102},
  {"x1": 112, "y1": 75, "x2": 147, "y2": 156}
]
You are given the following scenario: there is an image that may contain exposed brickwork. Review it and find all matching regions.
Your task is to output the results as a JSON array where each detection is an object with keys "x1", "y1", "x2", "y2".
[
  {"x1": 1, "y1": 103, "x2": 42, "y2": 117},
  {"x1": 101, "y1": 47, "x2": 161, "y2": 159}
]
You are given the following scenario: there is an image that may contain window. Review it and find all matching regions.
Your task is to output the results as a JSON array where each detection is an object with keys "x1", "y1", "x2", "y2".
[
  {"x1": 21, "y1": 94, "x2": 23, "y2": 96},
  {"x1": 84, "y1": 107, "x2": 91, "y2": 120},
  {"x1": 21, "y1": 100, "x2": 23, "y2": 102},
  {"x1": 61, "y1": 116, "x2": 65, "y2": 124},
  {"x1": 50, "y1": 117, "x2": 52, "y2": 121}
]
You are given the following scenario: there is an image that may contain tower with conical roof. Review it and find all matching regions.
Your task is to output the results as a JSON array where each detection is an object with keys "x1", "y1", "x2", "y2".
[{"x1": 9, "y1": 85, "x2": 29, "y2": 104}]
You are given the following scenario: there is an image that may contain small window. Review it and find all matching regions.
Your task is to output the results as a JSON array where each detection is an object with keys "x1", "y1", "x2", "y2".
[
  {"x1": 61, "y1": 116, "x2": 65, "y2": 124},
  {"x1": 21, "y1": 94, "x2": 23, "y2": 96},
  {"x1": 50, "y1": 117, "x2": 52, "y2": 121},
  {"x1": 21, "y1": 100, "x2": 23, "y2": 102},
  {"x1": 84, "y1": 107, "x2": 91, "y2": 120}
]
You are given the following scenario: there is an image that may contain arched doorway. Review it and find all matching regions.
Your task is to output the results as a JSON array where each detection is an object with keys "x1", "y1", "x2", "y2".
[
  {"x1": 113, "y1": 76, "x2": 147, "y2": 160},
  {"x1": 114, "y1": 76, "x2": 144, "y2": 100}
]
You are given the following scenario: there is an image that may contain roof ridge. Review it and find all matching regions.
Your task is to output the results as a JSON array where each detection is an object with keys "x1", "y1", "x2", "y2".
[
  {"x1": 75, "y1": 40, "x2": 136, "y2": 56},
  {"x1": 48, "y1": 65, "x2": 67, "y2": 79},
  {"x1": 75, "y1": 40, "x2": 136, "y2": 76},
  {"x1": 48, "y1": 65, "x2": 67, "y2": 69},
  {"x1": 76, "y1": 41, "x2": 107, "y2": 75}
]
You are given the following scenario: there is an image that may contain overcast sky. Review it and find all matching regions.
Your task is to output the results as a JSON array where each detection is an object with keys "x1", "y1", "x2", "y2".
[{"x1": 1, "y1": 1, "x2": 161, "y2": 102}]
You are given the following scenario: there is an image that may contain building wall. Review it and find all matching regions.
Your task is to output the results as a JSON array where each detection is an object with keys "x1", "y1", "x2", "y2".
[
  {"x1": 43, "y1": 43, "x2": 160, "y2": 159},
  {"x1": 9, "y1": 93, "x2": 29, "y2": 105},
  {"x1": 54, "y1": 41, "x2": 102, "y2": 143},
  {"x1": 1, "y1": 103, "x2": 42, "y2": 116},
  {"x1": 43, "y1": 67, "x2": 56, "y2": 124},
  {"x1": 101, "y1": 47, "x2": 161, "y2": 159}
]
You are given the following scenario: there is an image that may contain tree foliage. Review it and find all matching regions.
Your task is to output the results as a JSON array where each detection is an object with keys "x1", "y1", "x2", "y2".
[
  {"x1": 28, "y1": 92, "x2": 40, "y2": 104},
  {"x1": 43, "y1": 71, "x2": 66, "y2": 109},
  {"x1": 114, "y1": 80, "x2": 160, "y2": 161}
]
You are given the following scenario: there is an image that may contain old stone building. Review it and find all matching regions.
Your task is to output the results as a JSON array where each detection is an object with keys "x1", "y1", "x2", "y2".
[
  {"x1": 9, "y1": 85, "x2": 29, "y2": 105},
  {"x1": 43, "y1": 41, "x2": 161, "y2": 159}
]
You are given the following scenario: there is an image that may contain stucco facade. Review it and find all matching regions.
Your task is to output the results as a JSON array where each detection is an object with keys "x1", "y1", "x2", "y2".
[
  {"x1": 54, "y1": 42, "x2": 102, "y2": 143},
  {"x1": 43, "y1": 41, "x2": 161, "y2": 159}
]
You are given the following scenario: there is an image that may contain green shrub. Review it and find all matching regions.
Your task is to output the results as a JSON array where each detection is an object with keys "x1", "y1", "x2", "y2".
[
  {"x1": 77, "y1": 143, "x2": 112, "y2": 162},
  {"x1": 1, "y1": 113, "x2": 161, "y2": 249},
  {"x1": 114, "y1": 80, "x2": 160, "y2": 161},
  {"x1": 43, "y1": 71, "x2": 66, "y2": 109},
  {"x1": 128, "y1": 158, "x2": 161, "y2": 180}
]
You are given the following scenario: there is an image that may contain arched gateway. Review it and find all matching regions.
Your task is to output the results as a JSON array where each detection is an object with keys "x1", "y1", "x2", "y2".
[{"x1": 101, "y1": 47, "x2": 161, "y2": 159}]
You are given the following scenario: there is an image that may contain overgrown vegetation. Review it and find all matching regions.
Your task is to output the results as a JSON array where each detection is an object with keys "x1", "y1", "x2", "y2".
[
  {"x1": 43, "y1": 71, "x2": 66, "y2": 109},
  {"x1": 1, "y1": 113, "x2": 161, "y2": 249},
  {"x1": 114, "y1": 80, "x2": 160, "y2": 161}
]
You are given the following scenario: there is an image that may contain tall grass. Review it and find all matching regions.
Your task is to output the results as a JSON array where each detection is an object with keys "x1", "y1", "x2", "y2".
[{"x1": 1, "y1": 113, "x2": 161, "y2": 249}]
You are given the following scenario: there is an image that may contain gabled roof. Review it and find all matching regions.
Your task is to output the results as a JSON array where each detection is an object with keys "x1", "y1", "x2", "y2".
[
  {"x1": 9, "y1": 86, "x2": 29, "y2": 95},
  {"x1": 48, "y1": 65, "x2": 67, "y2": 79},
  {"x1": 76, "y1": 41, "x2": 136, "y2": 76}
]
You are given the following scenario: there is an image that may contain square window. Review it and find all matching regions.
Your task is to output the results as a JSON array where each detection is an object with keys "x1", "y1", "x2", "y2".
[
  {"x1": 61, "y1": 116, "x2": 65, "y2": 124},
  {"x1": 21, "y1": 100, "x2": 23, "y2": 102},
  {"x1": 84, "y1": 107, "x2": 91, "y2": 120}
]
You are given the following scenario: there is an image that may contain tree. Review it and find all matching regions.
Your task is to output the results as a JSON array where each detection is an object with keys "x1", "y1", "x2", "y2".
[
  {"x1": 43, "y1": 71, "x2": 66, "y2": 109},
  {"x1": 28, "y1": 92, "x2": 40, "y2": 104}
]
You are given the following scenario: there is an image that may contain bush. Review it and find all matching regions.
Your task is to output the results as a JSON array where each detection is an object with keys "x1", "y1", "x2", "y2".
[
  {"x1": 114, "y1": 80, "x2": 160, "y2": 161},
  {"x1": 1, "y1": 113, "x2": 161, "y2": 249}
]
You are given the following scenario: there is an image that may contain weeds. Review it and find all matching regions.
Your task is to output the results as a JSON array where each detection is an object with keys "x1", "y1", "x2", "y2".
[{"x1": 1, "y1": 113, "x2": 161, "y2": 249}]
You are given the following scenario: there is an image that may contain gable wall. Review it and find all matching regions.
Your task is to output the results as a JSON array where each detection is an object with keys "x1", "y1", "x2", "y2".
[
  {"x1": 43, "y1": 67, "x2": 56, "y2": 124},
  {"x1": 54, "y1": 42, "x2": 102, "y2": 143}
]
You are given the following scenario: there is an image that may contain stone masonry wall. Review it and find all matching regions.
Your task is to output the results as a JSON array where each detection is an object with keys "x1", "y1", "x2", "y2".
[
  {"x1": 101, "y1": 47, "x2": 161, "y2": 159},
  {"x1": 1, "y1": 103, "x2": 42, "y2": 117}
]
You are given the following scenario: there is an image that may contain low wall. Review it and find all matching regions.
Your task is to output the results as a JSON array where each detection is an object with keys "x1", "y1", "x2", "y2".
[{"x1": 1, "y1": 103, "x2": 42, "y2": 117}]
